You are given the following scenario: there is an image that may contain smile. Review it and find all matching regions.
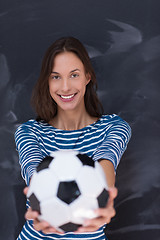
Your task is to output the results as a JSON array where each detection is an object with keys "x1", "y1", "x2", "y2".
[{"x1": 60, "y1": 94, "x2": 76, "y2": 99}]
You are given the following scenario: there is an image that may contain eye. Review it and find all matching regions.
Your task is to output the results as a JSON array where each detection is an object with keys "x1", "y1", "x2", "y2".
[
  {"x1": 51, "y1": 75, "x2": 60, "y2": 80},
  {"x1": 71, "y1": 73, "x2": 79, "y2": 78}
]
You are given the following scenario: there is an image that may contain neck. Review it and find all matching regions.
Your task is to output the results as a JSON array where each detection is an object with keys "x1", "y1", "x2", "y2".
[{"x1": 50, "y1": 108, "x2": 97, "y2": 131}]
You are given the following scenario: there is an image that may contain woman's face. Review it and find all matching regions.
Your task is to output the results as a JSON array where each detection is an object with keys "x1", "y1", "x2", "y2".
[{"x1": 49, "y1": 51, "x2": 90, "y2": 113}]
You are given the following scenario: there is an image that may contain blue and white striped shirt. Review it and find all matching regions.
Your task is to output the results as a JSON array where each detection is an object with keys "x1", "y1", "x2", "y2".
[{"x1": 15, "y1": 114, "x2": 131, "y2": 240}]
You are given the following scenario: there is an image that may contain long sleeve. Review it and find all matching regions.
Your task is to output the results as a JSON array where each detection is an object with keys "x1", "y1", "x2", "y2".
[{"x1": 15, "y1": 122, "x2": 44, "y2": 186}]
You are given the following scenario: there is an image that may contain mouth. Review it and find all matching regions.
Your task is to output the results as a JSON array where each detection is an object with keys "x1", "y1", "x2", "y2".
[
  {"x1": 58, "y1": 93, "x2": 77, "y2": 101},
  {"x1": 60, "y1": 94, "x2": 75, "y2": 99}
]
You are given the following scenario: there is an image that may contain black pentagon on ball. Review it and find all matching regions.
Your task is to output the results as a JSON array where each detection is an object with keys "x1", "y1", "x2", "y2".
[
  {"x1": 57, "y1": 181, "x2": 81, "y2": 204},
  {"x1": 37, "y1": 156, "x2": 54, "y2": 172},
  {"x1": 77, "y1": 153, "x2": 95, "y2": 167},
  {"x1": 60, "y1": 222, "x2": 82, "y2": 232},
  {"x1": 28, "y1": 193, "x2": 41, "y2": 214},
  {"x1": 97, "y1": 189, "x2": 109, "y2": 208}
]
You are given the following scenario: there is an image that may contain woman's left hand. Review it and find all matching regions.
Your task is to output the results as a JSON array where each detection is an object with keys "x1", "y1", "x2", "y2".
[{"x1": 75, "y1": 187, "x2": 117, "y2": 233}]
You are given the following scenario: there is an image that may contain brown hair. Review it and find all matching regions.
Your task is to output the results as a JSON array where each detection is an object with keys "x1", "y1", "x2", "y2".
[{"x1": 32, "y1": 37, "x2": 103, "y2": 122}]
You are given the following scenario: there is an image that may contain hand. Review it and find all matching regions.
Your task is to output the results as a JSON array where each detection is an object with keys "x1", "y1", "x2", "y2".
[
  {"x1": 75, "y1": 187, "x2": 117, "y2": 233},
  {"x1": 23, "y1": 187, "x2": 63, "y2": 234}
]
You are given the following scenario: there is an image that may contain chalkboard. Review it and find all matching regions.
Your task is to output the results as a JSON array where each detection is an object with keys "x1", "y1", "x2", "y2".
[{"x1": 0, "y1": 0, "x2": 160, "y2": 239}]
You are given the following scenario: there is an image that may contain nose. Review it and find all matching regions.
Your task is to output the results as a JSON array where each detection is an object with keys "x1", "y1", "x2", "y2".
[{"x1": 61, "y1": 78, "x2": 71, "y2": 92}]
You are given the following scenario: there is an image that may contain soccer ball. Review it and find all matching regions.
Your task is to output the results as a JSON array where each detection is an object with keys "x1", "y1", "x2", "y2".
[{"x1": 27, "y1": 150, "x2": 109, "y2": 232}]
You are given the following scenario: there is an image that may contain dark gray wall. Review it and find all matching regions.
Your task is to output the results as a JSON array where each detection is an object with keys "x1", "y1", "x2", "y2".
[{"x1": 0, "y1": 0, "x2": 160, "y2": 239}]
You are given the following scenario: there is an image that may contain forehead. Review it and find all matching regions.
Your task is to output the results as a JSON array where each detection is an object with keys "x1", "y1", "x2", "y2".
[{"x1": 52, "y1": 51, "x2": 84, "y2": 71}]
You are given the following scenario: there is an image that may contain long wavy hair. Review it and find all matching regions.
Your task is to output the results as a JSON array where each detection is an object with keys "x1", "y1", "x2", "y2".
[{"x1": 32, "y1": 37, "x2": 103, "y2": 122}]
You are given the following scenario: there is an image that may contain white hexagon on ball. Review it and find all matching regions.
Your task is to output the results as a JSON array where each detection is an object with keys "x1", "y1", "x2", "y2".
[
  {"x1": 50, "y1": 151, "x2": 82, "y2": 181},
  {"x1": 76, "y1": 165, "x2": 106, "y2": 198},
  {"x1": 39, "y1": 198, "x2": 71, "y2": 229},
  {"x1": 28, "y1": 169, "x2": 59, "y2": 202}
]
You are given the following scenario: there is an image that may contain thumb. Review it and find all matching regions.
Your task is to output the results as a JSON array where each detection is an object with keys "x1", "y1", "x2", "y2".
[{"x1": 23, "y1": 187, "x2": 29, "y2": 196}]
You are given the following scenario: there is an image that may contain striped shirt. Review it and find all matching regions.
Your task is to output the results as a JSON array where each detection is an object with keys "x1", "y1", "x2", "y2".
[{"x1": 15, "y1": 114, "x2": 131, "y2": 240}]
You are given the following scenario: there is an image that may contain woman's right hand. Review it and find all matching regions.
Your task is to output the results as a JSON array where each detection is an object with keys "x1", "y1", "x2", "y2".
[{"x1": 24, "y1": 187, "x2": 63, "y2": 234}]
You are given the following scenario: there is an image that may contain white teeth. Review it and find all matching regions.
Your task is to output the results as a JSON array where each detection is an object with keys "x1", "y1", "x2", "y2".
[{"x1": 60, "y1": 94, "x2": 75, "y2": 99}]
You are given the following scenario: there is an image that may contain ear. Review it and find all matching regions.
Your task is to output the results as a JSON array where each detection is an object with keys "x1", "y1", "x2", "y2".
[{"x1": 86, "y1": 73, "x2": 91, "y2": 85}]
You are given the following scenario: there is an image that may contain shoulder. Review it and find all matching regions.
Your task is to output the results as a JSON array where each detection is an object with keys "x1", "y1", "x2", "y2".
[
  {"x1": 98, "y1": 114, "x2": 129, "y2": 127},
  {"x1": 101, "y1": 114, "x2": 127, "y2": 123},
  {"x1": 15, "y1": 119, "x2": 38, "y2": 134},
  {"x1": 100, "y1": 114, "x2": 131, "y2": 137},
  {"x1": 14, "y1": 119, "x2": 47, "y2": 139},
  {"x1": 102, "y1": 114, "x2": 130, "y2": 125}
]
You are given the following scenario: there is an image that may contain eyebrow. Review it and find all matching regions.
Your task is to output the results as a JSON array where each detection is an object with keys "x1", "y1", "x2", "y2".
[{"x1": 51, "y1": 68, "x2": 80, "y2": 74}]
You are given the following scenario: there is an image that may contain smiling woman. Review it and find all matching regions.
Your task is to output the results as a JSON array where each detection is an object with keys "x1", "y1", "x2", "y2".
[
  {"x1": 31, "y1": 37, "x2": 103, "y2": 123},
  {"x1": 14, "y1": 36, "x2": 131, "y2": 240}
]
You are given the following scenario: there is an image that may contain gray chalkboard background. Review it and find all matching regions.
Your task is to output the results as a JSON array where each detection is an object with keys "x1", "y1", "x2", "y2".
[{"x1": 0, "y1": 0, "x2": 160, "y2": 239}]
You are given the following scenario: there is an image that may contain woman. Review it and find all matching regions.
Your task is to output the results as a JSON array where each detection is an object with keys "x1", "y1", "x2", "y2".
[{"x1": 15, "y1": 37, "x2": 131, "y2": 239}]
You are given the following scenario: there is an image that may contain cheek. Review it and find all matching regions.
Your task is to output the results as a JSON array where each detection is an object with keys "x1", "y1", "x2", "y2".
[
  {"x1": 79, "y1": 83, "x2": 87, "y2": 97},
  {"x1": 49, "y1": 81, "x2": 57, "y2": 93},
  {"x1": 49, "y1": 87, "x2": 56, "y2": 101},
  {"x1": 78, "y1": 77, "x2": 88, "y2": 88}
]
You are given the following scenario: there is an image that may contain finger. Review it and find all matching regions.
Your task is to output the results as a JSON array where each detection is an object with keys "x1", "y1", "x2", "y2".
[
  {"x1": 34, "y1": 220, "x2": 63, "y2": 234},
  {"x1": 76, "y1": 224, "x2": 100, "y2": 233},
  {"x1": 25, "y1": 208, "x2": 39, "y2": 220},
  {"x1": 95, "y1": 205, "x2": 116, "y2": 219},
  {"x1": 105, "y1": 187, "x2": 118, "y2": 208},
  {"x1": 33, "y1": 220, "x2": 50, "y2": 232},
  {"x1": 43, "y1": 227, "x2": 63, "y2": 234},
  {"x1": 84, "y1": 215, "x2": 111, "y2": 228},
  {"x1": 76, "y1": 226, "x2": 95, "y2": 233},
  {"x1": 23, "y1": 187, "x2": 29, "y2": 195},
  {"x1": 108, "y1": 187, "x2": 118, "y2": 201},
  {"x1": 76, "y1": 214, "x2": 114, "y2": 233}
]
